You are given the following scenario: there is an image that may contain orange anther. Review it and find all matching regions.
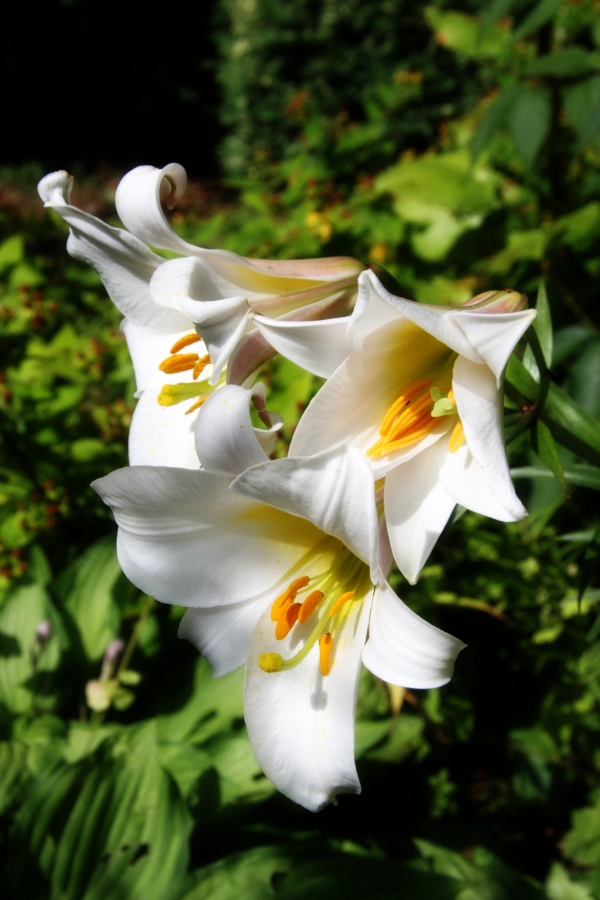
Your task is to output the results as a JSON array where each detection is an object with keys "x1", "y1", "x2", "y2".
[
  {"x1": 319, "y1": 632, "x2": 333, "y2": 676},
  {"x1": 270, "y1": 576, "x2": 310, "y2": 621},
  {"x1": 185, "y1": 396, "x2": 209, "y2": 415},
  {"x1": 328, "y1": 591, "x2": 355, "y2": 618},
  {"x1": 192, "y1": 355, "x2": 212, "y2": 380},
  {"x1": 298, "y1": 590, "x2": 324, "y2": 624},
  {"x1": 159, "y1": 353, "x2": 199, "y2": 374},
  {"x1": 275, "y1": 602, "x2": 301, "y2": 640},
  {"x1": 170, "y1": 333, "x2": 202, "y2": 354}
]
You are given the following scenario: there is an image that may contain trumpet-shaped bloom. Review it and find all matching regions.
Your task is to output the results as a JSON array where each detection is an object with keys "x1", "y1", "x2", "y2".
[
  {"x1": 116, "y1": 164, "x2": 365, "y2": 384},
  {"x1": 37, "y1": 170, "x2": 218, "y2": 468},
  {"x1": 93, "y1": 388, "x2": 464, "y2": 811},
  {"x1": 289, "y1": 270, "x2": 537, "y2": 584}
]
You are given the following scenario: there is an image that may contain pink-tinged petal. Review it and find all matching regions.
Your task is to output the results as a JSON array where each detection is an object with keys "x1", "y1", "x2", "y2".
[
  {"x1": 244, "y1": 590, "x2": 372, "y2": 811},
  {"x1": 253, "y1": 314, "x2": 353, "y2": 378},
  {"x1": 227, "y1": 330, "x2": 277, "y2": 387},
  {"x1": 356, "y1": 270, "x2": 484, "y2": 363},
  {"x1": 246, "y1": 256, "x2": 364, "y2": 281},
  {"x1": 38, "y1": 171, "x2": 188, "y2": 333},
  {"x1": 454, "y1": 309, "x2": 537, "y2": 386},
  {"x1": 195, "y1": 383, "x2": 282, "y2": 477},
  {"x1": 179, "y1": 597, "x2": 267, "y2": 677},
  {"x1": 128, "y1": 388, "x2": 201, "y2": 469},
  {"x1": 290, "y1": 334, "x2": 450, "y2": 477},
  {"x1": 384, "y1": 439, "x2": 456, "y2": 584},
  {"x1": 453, "y1": 356, "x2": 527, "y2": 520},
  {"x1": 231, "y1": 447, "x2": 379, "y2": 579},
  {"x1": 362, "y1": 580, "x2": 465, "y2": 689},
  {"x1": 439, "y1": 443, "x2": 519, "y2": 521},
  {"x1": 92, "y1": 466, "x2": 324, "y2": 608}
]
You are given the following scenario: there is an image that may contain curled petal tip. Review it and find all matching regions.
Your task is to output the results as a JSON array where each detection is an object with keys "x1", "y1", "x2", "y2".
[{"x1": 38, "y1": 170, "x2": 74, "y2": 205}]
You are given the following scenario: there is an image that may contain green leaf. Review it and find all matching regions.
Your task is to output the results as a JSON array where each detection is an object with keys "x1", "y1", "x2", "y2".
[
  {"x1": 0, "y1": 234, "x2": 24, "y2": 273},
  {"x1": 531, "y1": 420, "x2": 567, "y2": 493},
  {"x1": 512, "y1": 0, "x2": 562, "y2": 42},
  {"x1": 0, "y1": 583, "x2": 68, "y2": 715},
  {"x1": 564, "y1": 797, "x2": 600, "y2": 867},
  {"x1": 544, "y1": 383, "x2": 600, "y2": 466},
  {"x1": 180, "y1": 846, "x2": 292, "y2": 900},
  {"x1": 472, "y1": 84, "x2": 520, "y2": 159},
  {"x1": 11, "y1": 721, "x2": 192, "y2": 900},
  {"x1": 546, "y1": 862, "x2": 595, "y2": 900},
  {"x1": 563, "y1": 77, "x2": 600, "y2": 141},
  {"x1": 511, "y1": 463, "x2": 600, "y2": 492},
  {"x1": 505, "y1": 355, "x2": 539, "y2": 400},
  {"x1": 509, "y1": 86, "x2": 551, "y2": 166},
  {"x1": 0, "y1": 741, "x2": 29, "y2": 814},
  {"x1": 525, "y1": 49, "x2": 600, "y2": 79},
  {"x1": 522, "y1": 279, "x2": 552, "y2": 378},
  {"x1": 54, "y1": 536, "x2": 124, "y2": 661}
]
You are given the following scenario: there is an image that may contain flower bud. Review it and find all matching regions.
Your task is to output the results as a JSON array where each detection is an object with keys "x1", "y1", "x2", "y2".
[
  {"x1": 461, "y1": 289, "x2": 528, "y2": 313},
  {"x1": 100, "y1": 638, "x2": 125, "y2": 681},
  {"x1": 35, "y1": 620, "x2": 52, "y2": 645}
]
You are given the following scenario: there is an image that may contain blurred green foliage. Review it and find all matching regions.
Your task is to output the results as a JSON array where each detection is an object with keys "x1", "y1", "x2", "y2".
[{"x1": 2, "y1": 1, "x2": 600, "y2": 897}]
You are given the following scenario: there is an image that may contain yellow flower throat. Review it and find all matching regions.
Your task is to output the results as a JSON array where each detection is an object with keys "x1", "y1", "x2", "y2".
[
  {"x1": 258, "y1": 545, "x2": 370, "y2": 678},
  {"x1": 367, "y1": 376, "x2": 465, "y2": 459}
]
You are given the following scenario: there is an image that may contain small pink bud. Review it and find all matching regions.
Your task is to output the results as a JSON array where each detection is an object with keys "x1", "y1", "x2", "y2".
[
  {"x1": 103, "y1": 638, "x2": 125, "y2": 665},
  {"x1": 36, "y1": 620, "x2": 52, "y2": 644}
]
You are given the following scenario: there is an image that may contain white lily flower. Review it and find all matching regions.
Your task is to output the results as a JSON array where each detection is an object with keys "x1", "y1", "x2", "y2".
[
  {"x1": 290, "y1": 270, "x2": 537, "y2": 584},
  {"x1": 93, "y1": 391, "x2": 464, "y2": 812},
  {"x1": 37, "y1": 170, "x2": 221, "y2": 469},
  {"x1": 116, "y1": 163, "x2": 365, "y2": 384}
]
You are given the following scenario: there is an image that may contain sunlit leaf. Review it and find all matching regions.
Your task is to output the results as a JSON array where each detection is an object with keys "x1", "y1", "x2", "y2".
[{"x1": 509, "y1": 86, "x2": 551, "y2": 166}]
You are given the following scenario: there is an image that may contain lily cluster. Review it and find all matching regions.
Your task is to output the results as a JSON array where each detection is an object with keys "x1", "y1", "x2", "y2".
[{"x1": 39, "y1": 164, "x2": 535, "y2": 811}]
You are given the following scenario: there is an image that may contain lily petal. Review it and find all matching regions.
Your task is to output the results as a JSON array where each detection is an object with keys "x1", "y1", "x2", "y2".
[
  {"x1": 194, "y1": 383, "x2": 282, "y2": 477},
  {"x1": 453, "y1": 356, "x2": 527, "y2": 520},
  {"x1": 150, "y1": 256, "x2": 252, "y2": 384},
  {"x1": 244, "y1": 591, "x2": 371, "y2": 811},
  {"x1": 455, "y1": 309, "x2": 537, "y2": 386},
  {"x1": 92, "y1": 466, "x2": 324, "y2": 608},
  {"x1": 362, "y1": 580, "x2": 465, "y2": 689},
  {"x1": 227, "y1": 330, "x2": 277, "y2": 387},
  {"x1": 121, "y1": 318, "x2": 211, "y2": 395},
  {"x1": 384, "y1": 439, "x2": 456, "y2": 584},
  {"x1": 128, "y1": 388, "x2": 201, "y2": 469},
  {"x1": 253, "y1": 314, "x2": 353, "y2": 378},
  {"x1": 231, "y1": 447, "x2": 379, "y2": 579},
  {"x1": 37, "y1": 171, "x2": 187, "y2": 333},
  {"x1": 356, "y1": 270, "x2": 484, "y2": 364},
  {"x1": 179, "y1": 597, "x2": 267, "y2": 677},
  {"x1": 439, "y1": 443, "x2": 519, "y2": 521}
]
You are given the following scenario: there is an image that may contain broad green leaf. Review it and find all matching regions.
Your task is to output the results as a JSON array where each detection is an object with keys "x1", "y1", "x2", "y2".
[
  {"x1": 512, "y1": 0, "x2": 562, "y2": 42},
  {"x1": 564, "y1": 78, "x2": 600, "y2": 141},
  {"x1": 531, "y1": 420, "x2": 567, "y2": 494},
  {"x1": 180, "y1": 846, "x2": 292, "y2": 900},
  {"x1": 566, "y1": 336, "x2": 600, "y2": 418},
  {"x1": 580, "y1": 99, "x2": 600, "y2": 147},
  {"x1": 525, "y1": 49, "x2": 600, "y2": 79},
  {"x1": 0, "y1": 740, "x2": 29, "y2": 814},
  {"x1": 480, "y1": 0, "x2": 516, "y2": 36},
  {"x1": 509, "y1": 86, "x2": 551, "y2": 166},
  {"x1": 554, "y1": 202, "x2": 600, "y2": 252},
  {"x1": 0, "y1": 582, "x2": 68, "y2": 715},
  {"x1": 564, "y1": 798, "x2": 600, "y2": 867},
  {"x1": 12, "y1": 721, "x2": 192, "y2": 900},
  {"x1": 505, "y1": 355, "x2": 539, "y2": 400},
  {"x1": 424, "y1": 9, "x2": 507, "y2": 59},
  {"x1": 546, "y1": 862, "x2": 595, "y2": 900},
  {"x1": 472, "y1": 85, "x2": 519, "y2": 159},
  {"x1": 202, "y1": 731, "x2": 275, "y2": 806},
  {"x1": 54, "y1": 535, "x2": 124, "y2": 661},
  {"x1": 0, "y1": 234, "x2": 24, "y2": 273}
]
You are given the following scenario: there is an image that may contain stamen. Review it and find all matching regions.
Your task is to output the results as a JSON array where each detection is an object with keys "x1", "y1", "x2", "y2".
[
  {"x1": 448, "y1": 420, "x2": 465, "y2": 453},
  {"x1": 319, "y1": 633, "x2": 333, "y2": 676},
  {"x1": 271, "y1": 576, "x2": 310, "y2": 621},
  {"x1": 185, "y1": 396, "x2": 209, "y2": 415},
  {"x1": 170, "y1": 333, "x2": 202, "y2": 354},
  {"x1": 379, "y1": 378, "x2": 431, "y2": 436},
  {"x1": 328, "y1": 591, "x2": 355, "y2": 618},
  {"x1": 192, "y1": 355, "x2": 212, "y2": 380},
  {"x1": 275, "y1": 603, "x2": 301, "y2": 640},
  {"x1": 298, "y1": 590, "x2": 324, "y2": 624},
  {"x1": 258, "y1": 653, "x2": 282, "y2": 673},
  {"x1": 159, "y1": 353, "x2": 199, "y2": 374}
]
